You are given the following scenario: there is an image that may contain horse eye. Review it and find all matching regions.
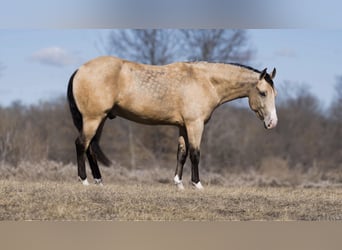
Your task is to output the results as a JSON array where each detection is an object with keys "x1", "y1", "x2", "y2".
[{"x1": 259, "y1": 91, "x2": 267, "y2": 97}]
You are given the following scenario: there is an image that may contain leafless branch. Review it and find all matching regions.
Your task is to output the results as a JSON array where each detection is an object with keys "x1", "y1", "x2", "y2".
[
  {"x1": 106, "y1": 29, "x2": 179, "y2": 65},
  {"x1": 181, "y1": 29, "x2": 253, "y2": 63}
]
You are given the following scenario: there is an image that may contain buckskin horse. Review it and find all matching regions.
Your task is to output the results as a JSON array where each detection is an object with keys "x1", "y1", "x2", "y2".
[{"x1": 67, "y1": 56, "x2": 277, "y2": 189}]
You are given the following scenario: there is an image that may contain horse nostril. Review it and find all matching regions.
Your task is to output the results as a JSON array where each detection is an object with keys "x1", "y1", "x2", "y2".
[{"x1": 267, "y1": 118, "x2": 278, "y2": 129}]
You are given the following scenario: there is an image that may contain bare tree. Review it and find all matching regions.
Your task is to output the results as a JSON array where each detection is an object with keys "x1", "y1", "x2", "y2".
[
  {"x1": 181, "y1": 29, "x2": 253, "y2": 63},
  {"x1": 327, "y1": 77, "x2": 342, "y2": 165},
  {"x1": 1, "y1": 87, "x2": 340, "y2": 178},
  {"x1": 330, "y1": 76, "x2": 342, "y2": 121},
  {"x1": 107, "y1": 29, "x2": 179, "y2": 65},
  {"x1": 106, "y1": 29, "x2": 253, "y2": 64}
]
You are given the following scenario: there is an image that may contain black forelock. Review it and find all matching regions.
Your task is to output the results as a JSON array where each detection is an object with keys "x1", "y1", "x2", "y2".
[{"x1": 263, "y1": 73, "x2": 274, "y2": 88}]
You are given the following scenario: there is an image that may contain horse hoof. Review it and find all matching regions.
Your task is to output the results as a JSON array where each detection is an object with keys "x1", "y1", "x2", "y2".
[
  {"x1": 80, "y1": 178, "x2": 89, "y2": 186},
  {"x1": 192, "y1": 181, "x2": 204, "y2": 190},
  {"x1": 174, "y1": 175, "x2": 184, "y2": 190},
  {"x1": 94, "y1": 179, "x2": 104, "y2": 186},
  {"x1": 176, "y1": 182, "x2": 185, "y2": 190}
]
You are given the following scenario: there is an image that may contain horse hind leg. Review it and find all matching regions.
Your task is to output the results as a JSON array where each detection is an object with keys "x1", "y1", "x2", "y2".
[
  {"x1": 75, "y1": 134, "x2": 88, "y2": 185},
  {"x1": 86, "y1": 145, "x2": 102, "y2": 185},
  {"x1": 86, "y1": 117, "x2": 112, "y2": 185},
  {"x1": 174, "y1": 127, "x2": 188, "y2": 190},
  {"x1": 91, "y1": 117, "x2": 112, "y2": 167},
  {"x1": 77, "y1": 117, "x2": 104, "y2": 185}
]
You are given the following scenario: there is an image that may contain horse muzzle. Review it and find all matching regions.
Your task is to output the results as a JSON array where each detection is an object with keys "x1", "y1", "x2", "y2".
[{"x1": 263, "y1": 111, "x2": 278, "y2": 129}]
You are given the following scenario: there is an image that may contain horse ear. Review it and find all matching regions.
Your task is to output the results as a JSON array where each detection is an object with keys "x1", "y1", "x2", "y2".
[
  {"x1": 271, "y1": 68, "x2": 276, "y2": 79},
  {"x1": 259, "y1": 68, "x2": 267, "y2": 80}
]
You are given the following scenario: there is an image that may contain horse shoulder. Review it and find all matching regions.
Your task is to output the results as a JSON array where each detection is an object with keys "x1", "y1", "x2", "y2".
[{"x1": 178, "y1": 82, "x2": 219, "y2": 123}]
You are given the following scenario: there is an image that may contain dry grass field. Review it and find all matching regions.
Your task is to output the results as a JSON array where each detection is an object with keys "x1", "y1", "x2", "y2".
[
  {"x1": 1, "y1": 179, "x2": 342, "y2": 221},
  {"x1": 0, "y1": 161, "x2": 342, "y2": 221}
]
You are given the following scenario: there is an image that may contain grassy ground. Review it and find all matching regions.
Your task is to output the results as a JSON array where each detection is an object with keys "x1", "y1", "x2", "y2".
[{"x1": 1, "y1": 180, "x2": 342, "y2": 221}]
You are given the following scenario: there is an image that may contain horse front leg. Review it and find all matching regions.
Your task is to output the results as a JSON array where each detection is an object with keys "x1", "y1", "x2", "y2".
[
  {"x1": 174, "y1": 127, "x2": 188, "y2": 190},
  {"x1": 186, "y1": 120, "x2": 204, "y2": 189}
]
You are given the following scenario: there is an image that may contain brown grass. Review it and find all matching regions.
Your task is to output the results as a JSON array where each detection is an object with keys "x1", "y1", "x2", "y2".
[
  {"x1": 1, "y1": 179, "x2": 342, "y2": 221},
  {"x1": 1, "y1": 160, "x2": 342, "y2": 188},
  {"x1": 1, "y1": 161, "x2": 342, "y2": 221}
]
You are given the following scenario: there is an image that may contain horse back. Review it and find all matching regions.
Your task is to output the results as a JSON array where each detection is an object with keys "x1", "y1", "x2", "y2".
[{"x1": 73, "y1": 56, "x2": 218, "y2": 125}]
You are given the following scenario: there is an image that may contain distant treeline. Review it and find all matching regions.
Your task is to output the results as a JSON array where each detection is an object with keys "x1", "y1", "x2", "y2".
[
  {"x1": 0, "y1": 29, "x2": 341, "y2": 175},
  {"x1": 0, "y1": 82, "x2": 341, "y2": 174}
]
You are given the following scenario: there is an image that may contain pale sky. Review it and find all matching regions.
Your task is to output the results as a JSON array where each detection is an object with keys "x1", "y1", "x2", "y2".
[
  {"x1": 1, "y1": 0, "x2": 342, "y2": 108},
  {"x1": 0, "y1": 29, "x2": 340, "y2": 108}
]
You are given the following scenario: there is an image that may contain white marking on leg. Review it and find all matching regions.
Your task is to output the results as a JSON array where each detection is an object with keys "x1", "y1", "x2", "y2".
[
  {"x1": 94, "y1": 178, "x2": 104, "y2": 186},
  {"x1": 174, "y1": 175, "x2": 185, "y2": 190},
  {"x1": 80, "y1": 178, "x2": 89, "y2": 186},
  {"x1": 174, "y1": 175, "x2": 181, "y2": 184},
  {"x1": 192, "y1": 181, "x2": 204, "y2": 190}
]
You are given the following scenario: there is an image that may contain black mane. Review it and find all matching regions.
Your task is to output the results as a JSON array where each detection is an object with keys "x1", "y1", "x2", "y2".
[
  {"x1": 228, "y1": 63, "x2": 261, "y2": 74},
  {"x1": 228, "y1": 63, "x2": 274, "y2": 88},
  {"x1": 188, "y1": 61, "x2": 274, "y2": 88}
]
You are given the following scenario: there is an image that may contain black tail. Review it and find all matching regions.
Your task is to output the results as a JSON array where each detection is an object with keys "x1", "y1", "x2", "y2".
[
  {"x1": 67, "y1": 70, "x2": 83, "y2": 132},
  {"x1": 67, "y1": 70, "x2": 112, "y2": 167}
]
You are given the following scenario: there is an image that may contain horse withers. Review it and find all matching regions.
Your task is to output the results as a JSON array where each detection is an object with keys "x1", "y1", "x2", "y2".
[{"x1": 67, "y1": 56, "x2": 277, "y2": 189}]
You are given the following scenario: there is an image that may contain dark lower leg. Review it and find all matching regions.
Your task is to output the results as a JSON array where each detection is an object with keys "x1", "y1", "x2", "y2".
[
  {"x1": 75, "y1": 136, "x2": 86, "y2": 180},
  {"x1": 190, "y1": 147, "x2": 200, "y2": 184},
  {"x1": 175, "y1": 144, "x2": 187, "y2": 179},
  {"x1": 175, "y1": 128, "x2": 188, "y2": 181},
  {"x1": 86, "y1": 143, "x2": 102, "y2": 180}
]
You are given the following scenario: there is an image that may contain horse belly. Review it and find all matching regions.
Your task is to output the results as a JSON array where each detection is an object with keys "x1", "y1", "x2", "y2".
[{"x1": 114, "y1": 96, "x2": 183, "y2": 125}]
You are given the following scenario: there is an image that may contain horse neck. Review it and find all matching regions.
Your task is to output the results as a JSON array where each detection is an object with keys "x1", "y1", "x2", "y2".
[{"x1": 205, "y1": 63, "x2": 259, "y2": 104}]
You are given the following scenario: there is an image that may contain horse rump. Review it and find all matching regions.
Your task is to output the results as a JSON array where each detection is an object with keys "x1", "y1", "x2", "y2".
[{"x1": 67, "y1": 70, "x2": 112, "y2": 167}]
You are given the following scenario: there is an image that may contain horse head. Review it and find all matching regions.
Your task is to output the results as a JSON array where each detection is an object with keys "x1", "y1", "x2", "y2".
[{"x1": 248, "y1": 68, "x2": 278, "y2": 129}]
